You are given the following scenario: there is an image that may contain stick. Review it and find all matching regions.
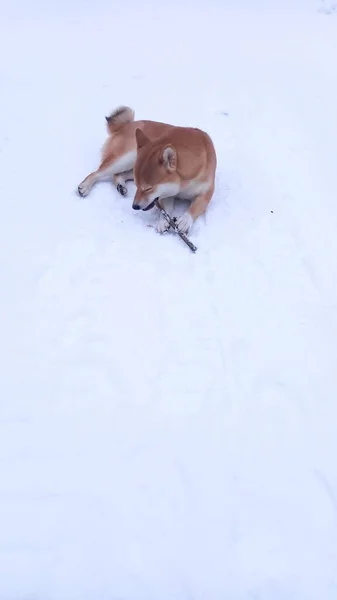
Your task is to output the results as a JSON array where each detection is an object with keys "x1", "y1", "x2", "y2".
[{"x1": 154, "y1": 200, "x2": 197, "y2": 253}]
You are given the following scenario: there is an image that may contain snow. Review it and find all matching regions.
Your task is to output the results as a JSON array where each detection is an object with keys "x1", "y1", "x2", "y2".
[{"x1": 1, "y1": 0, "x2": 337, "y2": 598}]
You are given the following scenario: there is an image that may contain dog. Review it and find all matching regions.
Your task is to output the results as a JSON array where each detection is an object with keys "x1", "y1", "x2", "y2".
[{"x1": 78, "y1": 106, "x2": 217, "y2": 234}]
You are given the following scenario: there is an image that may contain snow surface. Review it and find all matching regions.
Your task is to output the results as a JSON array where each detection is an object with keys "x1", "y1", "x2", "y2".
[{"x1": 1, "y1": 0, "x2": 337, "y2": 598}]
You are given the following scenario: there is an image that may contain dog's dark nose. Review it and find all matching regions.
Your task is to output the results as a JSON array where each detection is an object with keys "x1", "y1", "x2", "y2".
[{"x1": 133, "y1": 204, "x2": 141, "y2": 210}]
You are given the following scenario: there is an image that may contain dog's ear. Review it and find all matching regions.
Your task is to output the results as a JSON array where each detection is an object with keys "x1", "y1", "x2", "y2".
[
  {"x1": 135, "y1": 128, "x2": 150, "y2": 150},
  {"x1": 160, "y1": 145, "x2": 177, "y2": 172}
]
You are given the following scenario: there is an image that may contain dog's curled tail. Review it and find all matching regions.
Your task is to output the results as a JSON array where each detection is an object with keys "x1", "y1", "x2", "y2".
[{"x1": 105, "y1": 106, "x2": 135, "y2": 134}]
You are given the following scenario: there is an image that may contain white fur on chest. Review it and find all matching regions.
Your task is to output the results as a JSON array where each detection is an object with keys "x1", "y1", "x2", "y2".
[{"x1": 177, "y1": 179, "x2": 210, "y2": 200}]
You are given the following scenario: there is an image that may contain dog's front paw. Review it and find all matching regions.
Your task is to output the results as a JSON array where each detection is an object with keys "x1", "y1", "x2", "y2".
[
  {"x1": 156, "y1": 214, "x2": 170, "y2": 234},
  {"x1": 176, "y1": 211, "x2": 193, "y2": 234}
]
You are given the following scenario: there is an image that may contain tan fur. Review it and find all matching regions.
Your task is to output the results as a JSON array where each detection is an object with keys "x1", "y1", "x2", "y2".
[{"x1": 78, "y1": 106, "x2": 217, "y2": 234}]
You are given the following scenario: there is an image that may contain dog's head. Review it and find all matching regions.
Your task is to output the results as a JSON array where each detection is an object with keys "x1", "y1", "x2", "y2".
[{"x1": 132, "y1": 129, "x2": 180, "y2": 211}]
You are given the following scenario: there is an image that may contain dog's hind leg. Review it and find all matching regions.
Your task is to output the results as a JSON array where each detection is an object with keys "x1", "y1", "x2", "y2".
[
  {"x1": 78, "y1": 151, "x2": 136, "y2": 197},
  {"x1": 113, "y1": 169, "x2": 134, "y2": 197}
]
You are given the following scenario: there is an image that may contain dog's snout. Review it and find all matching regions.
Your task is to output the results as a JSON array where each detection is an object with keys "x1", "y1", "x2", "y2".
[{"x1": 133, "y1": 203, "x2": 141, "y2": 210}]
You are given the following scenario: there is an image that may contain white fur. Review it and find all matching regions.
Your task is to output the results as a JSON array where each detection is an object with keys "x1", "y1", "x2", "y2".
[
  {"x1": 137, "y1": 181, "x2": 180, "y2": 208},
  {"x1": 78, "y1": 151, "x2": 136, "y2": 196},
  {"x1": 78, "y1": 179, "x2": 94, "y2": 197},
  {"x1": 177, "y1": 179, "x2": 210, "y2": 200},
  {"x1": 176, "y1": 211, "x2": 193, "y2": 234},
  {"x1": 109, "y1": 150, "x2": 137, "y2": 175},
  {"x1": 138, "y1": 180, "x2": 210, "y2": 209},
  {"x1": 150, "y1": 181, "x2": 180, "y2": 203}
]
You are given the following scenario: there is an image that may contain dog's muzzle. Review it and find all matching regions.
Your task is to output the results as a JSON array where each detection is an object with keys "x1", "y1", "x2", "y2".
[{"x1": 142, "y1": 197, "x2": 158, "y2": 212}]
